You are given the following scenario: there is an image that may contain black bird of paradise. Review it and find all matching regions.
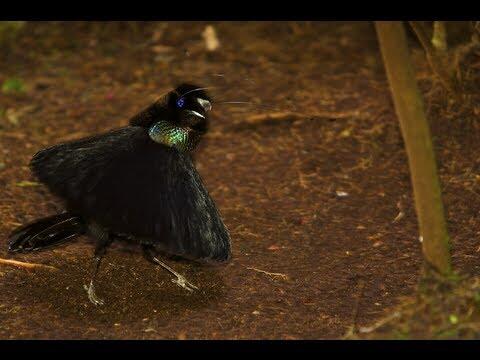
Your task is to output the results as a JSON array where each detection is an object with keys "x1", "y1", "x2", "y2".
[{"x1": 7, "y1": 84, "x2": 232, "y2": 305}]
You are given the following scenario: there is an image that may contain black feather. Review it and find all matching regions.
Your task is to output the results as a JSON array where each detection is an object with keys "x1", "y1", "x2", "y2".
[
  {"x1": 8, "y1": 213, "x2": 85, "y2": 252},
  {"x1": 30, "y1": 126, "x2": 231, "y2": 262}
]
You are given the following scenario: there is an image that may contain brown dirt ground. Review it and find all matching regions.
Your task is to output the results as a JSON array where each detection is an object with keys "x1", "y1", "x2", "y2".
[{"x1": 0, "y1": 21, "x2": 479, "y2": 339}]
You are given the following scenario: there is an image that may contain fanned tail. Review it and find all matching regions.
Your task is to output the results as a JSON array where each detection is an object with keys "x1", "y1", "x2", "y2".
[{"x1": 8, "y1": 213, "x2": 85, "y2": 253}]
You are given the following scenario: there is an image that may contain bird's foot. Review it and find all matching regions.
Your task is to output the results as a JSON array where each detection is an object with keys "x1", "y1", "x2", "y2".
[
  {"x1": 171, "y1": 274, "x2": 199, "y2": 292},
  {"x1": 147, "y1": 255, "x2": 199, "y2": 293},
  {"x1": 84, "y1": 280, "x2": 105, "y2": 306}
]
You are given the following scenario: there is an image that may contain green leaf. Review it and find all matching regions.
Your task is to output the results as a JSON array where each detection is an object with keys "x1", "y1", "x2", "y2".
[
  {"x1": 2, "y1": 78, "x2": 25, "y2": 94},
  {"x1": 436, "y1": 328, "x2": 459, "y2": 339},
  {"x1": 16, "y1": 181, "x2": 40, "y2": 187},
  {"x1": 473, "y1": 292, "x2": 480, "y2": 306},
  {"x1": 449, "y1": 314, "x2": 458, "y2": 324}
]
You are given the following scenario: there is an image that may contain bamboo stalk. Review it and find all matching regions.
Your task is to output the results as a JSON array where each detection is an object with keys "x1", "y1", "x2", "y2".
[{"x1": 375, "y1": 21, "x2": 452, "y2": 275}]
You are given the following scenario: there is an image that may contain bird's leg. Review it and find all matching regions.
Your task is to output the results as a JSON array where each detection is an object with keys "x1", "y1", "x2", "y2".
[
  {"x1": 142, "y1": 245, "x2": 199, "y2": 292},
  {"x1": 85, "y1": 252, "x2": 106, "y2": 306},
  {"x1": 84, "y1": 223, "x2": 112, "y2": 306}
]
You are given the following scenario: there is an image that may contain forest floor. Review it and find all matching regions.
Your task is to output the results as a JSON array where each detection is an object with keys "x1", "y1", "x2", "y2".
[{"x1": 0, "y1": 21, "x2": 480, "y2": 339}]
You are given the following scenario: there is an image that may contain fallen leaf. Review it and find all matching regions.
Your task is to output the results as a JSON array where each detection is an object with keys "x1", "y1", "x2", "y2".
[
  {"x1": 336, "y1": 190, "x2": 349, "y2": 197},
  {"x1": 151, "y1": 44, "x2": 173, "y2": 54},
  {"x1": 202, "y1": 25, "x2": 220, "y2": 51}
]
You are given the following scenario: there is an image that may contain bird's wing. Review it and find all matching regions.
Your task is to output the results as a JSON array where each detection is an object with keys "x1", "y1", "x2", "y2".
[
  {"x1": 30, "y1": 126, "x2": 231, "y2": 262},
  {"x1": 30, "y1": 127, "x2": 146, "y2": 207}
]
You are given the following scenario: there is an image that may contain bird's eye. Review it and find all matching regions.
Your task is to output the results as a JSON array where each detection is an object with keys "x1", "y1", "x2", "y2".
[{"x1": 176, "y1": 97, "x2": 185, "y2": 108}]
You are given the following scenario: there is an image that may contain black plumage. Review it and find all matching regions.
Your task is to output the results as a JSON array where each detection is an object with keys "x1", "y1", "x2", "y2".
[
  {"x1": 8, "y1": 83, "x2": 231, "y2": 303},
  {"x1": 29, "y1": 126, "x2": 230, "y2": 261}
]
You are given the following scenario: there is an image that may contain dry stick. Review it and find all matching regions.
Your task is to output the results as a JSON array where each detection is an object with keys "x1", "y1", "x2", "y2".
[
  {"x1": 343, "y1": 278, "x2": 366, "y2": 339},
  {"x1": 432, "y1": 21, "x2": 448, "y2": 52},
  {"x1": 408, "y1": 21, "x2": 460, "y2": 97},
  {"x1": 246, "y1": 266, "x2": 289, "y2": 280},
  {"x1": 242, "y1": 109, "x2": 364, "y2": 125},
  {"x1": 0, "y1": 258, "x2": 58, "y2": 271},
  {"x1": 358, "y1": 311, "x2": 402, "y2": 334},
  {"x1": 223, "y1": 108, "x2": 366, "y2": 133},
  {"x1": 453, "y1": 31, "x2": 480, "y2": 82},
  {"x1": 376, "y1": 22, "x2": 452, "y2": 275},
  {"x1": 392, "y1": 200, "x2": 405, "y2": 223}
]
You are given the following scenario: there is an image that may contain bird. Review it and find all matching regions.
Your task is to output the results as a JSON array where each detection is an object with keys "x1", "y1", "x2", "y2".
[{"x1": 7, "y1": 83, "x2": 232, "y2": 305}]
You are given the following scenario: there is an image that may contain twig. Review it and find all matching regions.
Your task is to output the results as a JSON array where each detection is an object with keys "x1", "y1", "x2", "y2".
[
  {"x1": 409, "y1": 21, "x2": 460, "y2": 96},
  {"x1": 453, "y1": 33, "x2": 480, "y2": 81},
  {"x1": 392, "y1": 200, "x2": 405, "y2": 223},
  {"x1": 358, "y1": 311, "x2": 401, "y2": 334},
  {"x1": 246, "y1": 266, "x2": 289, "y2": 280},
  {"x1": 242, "y1": 109, "x2": 362, "y2": 125},
  {"x1": 432, "y1": 21, "x2": 447, "y2": 52},
  {"x1": 409, "y1": 21, "x2": 435, "y2": 54},
  {"x1": 0, "y1": 258, "x2": 58, "y2": 271},
  {"x1": 343, "y1": 278, "x2": 365, "y2": 339},
  {"x1": 221, "y1": 106, "x2": 370, "y2": 133}
]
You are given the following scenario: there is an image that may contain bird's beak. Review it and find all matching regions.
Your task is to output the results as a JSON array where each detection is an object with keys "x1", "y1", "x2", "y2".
[
  {"x1": 182, "y1": 110, "x2": 208, "y2": 133},
  {"x1": 185, "y1": 110, "x2": 206, "y2": 119},
  {"x1": 197, "y1": 98, "x2": 212, "y2": 111}
]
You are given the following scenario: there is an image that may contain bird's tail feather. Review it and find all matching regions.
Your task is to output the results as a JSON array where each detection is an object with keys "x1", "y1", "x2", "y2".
[{"x1": 8, "y1": 213, "x2": 85, "y2": 253}]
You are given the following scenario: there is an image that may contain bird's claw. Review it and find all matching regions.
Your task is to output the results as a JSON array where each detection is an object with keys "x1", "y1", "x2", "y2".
[
  {"x1": 84, "y1": 281, "x2": 105, "y2": 306},
  {"x1": 171, "y1": 275, "x2": 199, "y2": 292}
]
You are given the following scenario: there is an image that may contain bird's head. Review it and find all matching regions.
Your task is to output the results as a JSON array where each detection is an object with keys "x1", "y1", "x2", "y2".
[
  {"x1": 143, "y1": 83, "x2": 212, "y2": 152},
  {"x1": 165, "y1": 83, "x2": 212, "y2": 134}
]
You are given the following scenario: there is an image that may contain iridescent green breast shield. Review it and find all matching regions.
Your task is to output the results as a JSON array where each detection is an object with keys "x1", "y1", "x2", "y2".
[{"x1": 148, "y1": 121, "x2": 202, "y2": 152}]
